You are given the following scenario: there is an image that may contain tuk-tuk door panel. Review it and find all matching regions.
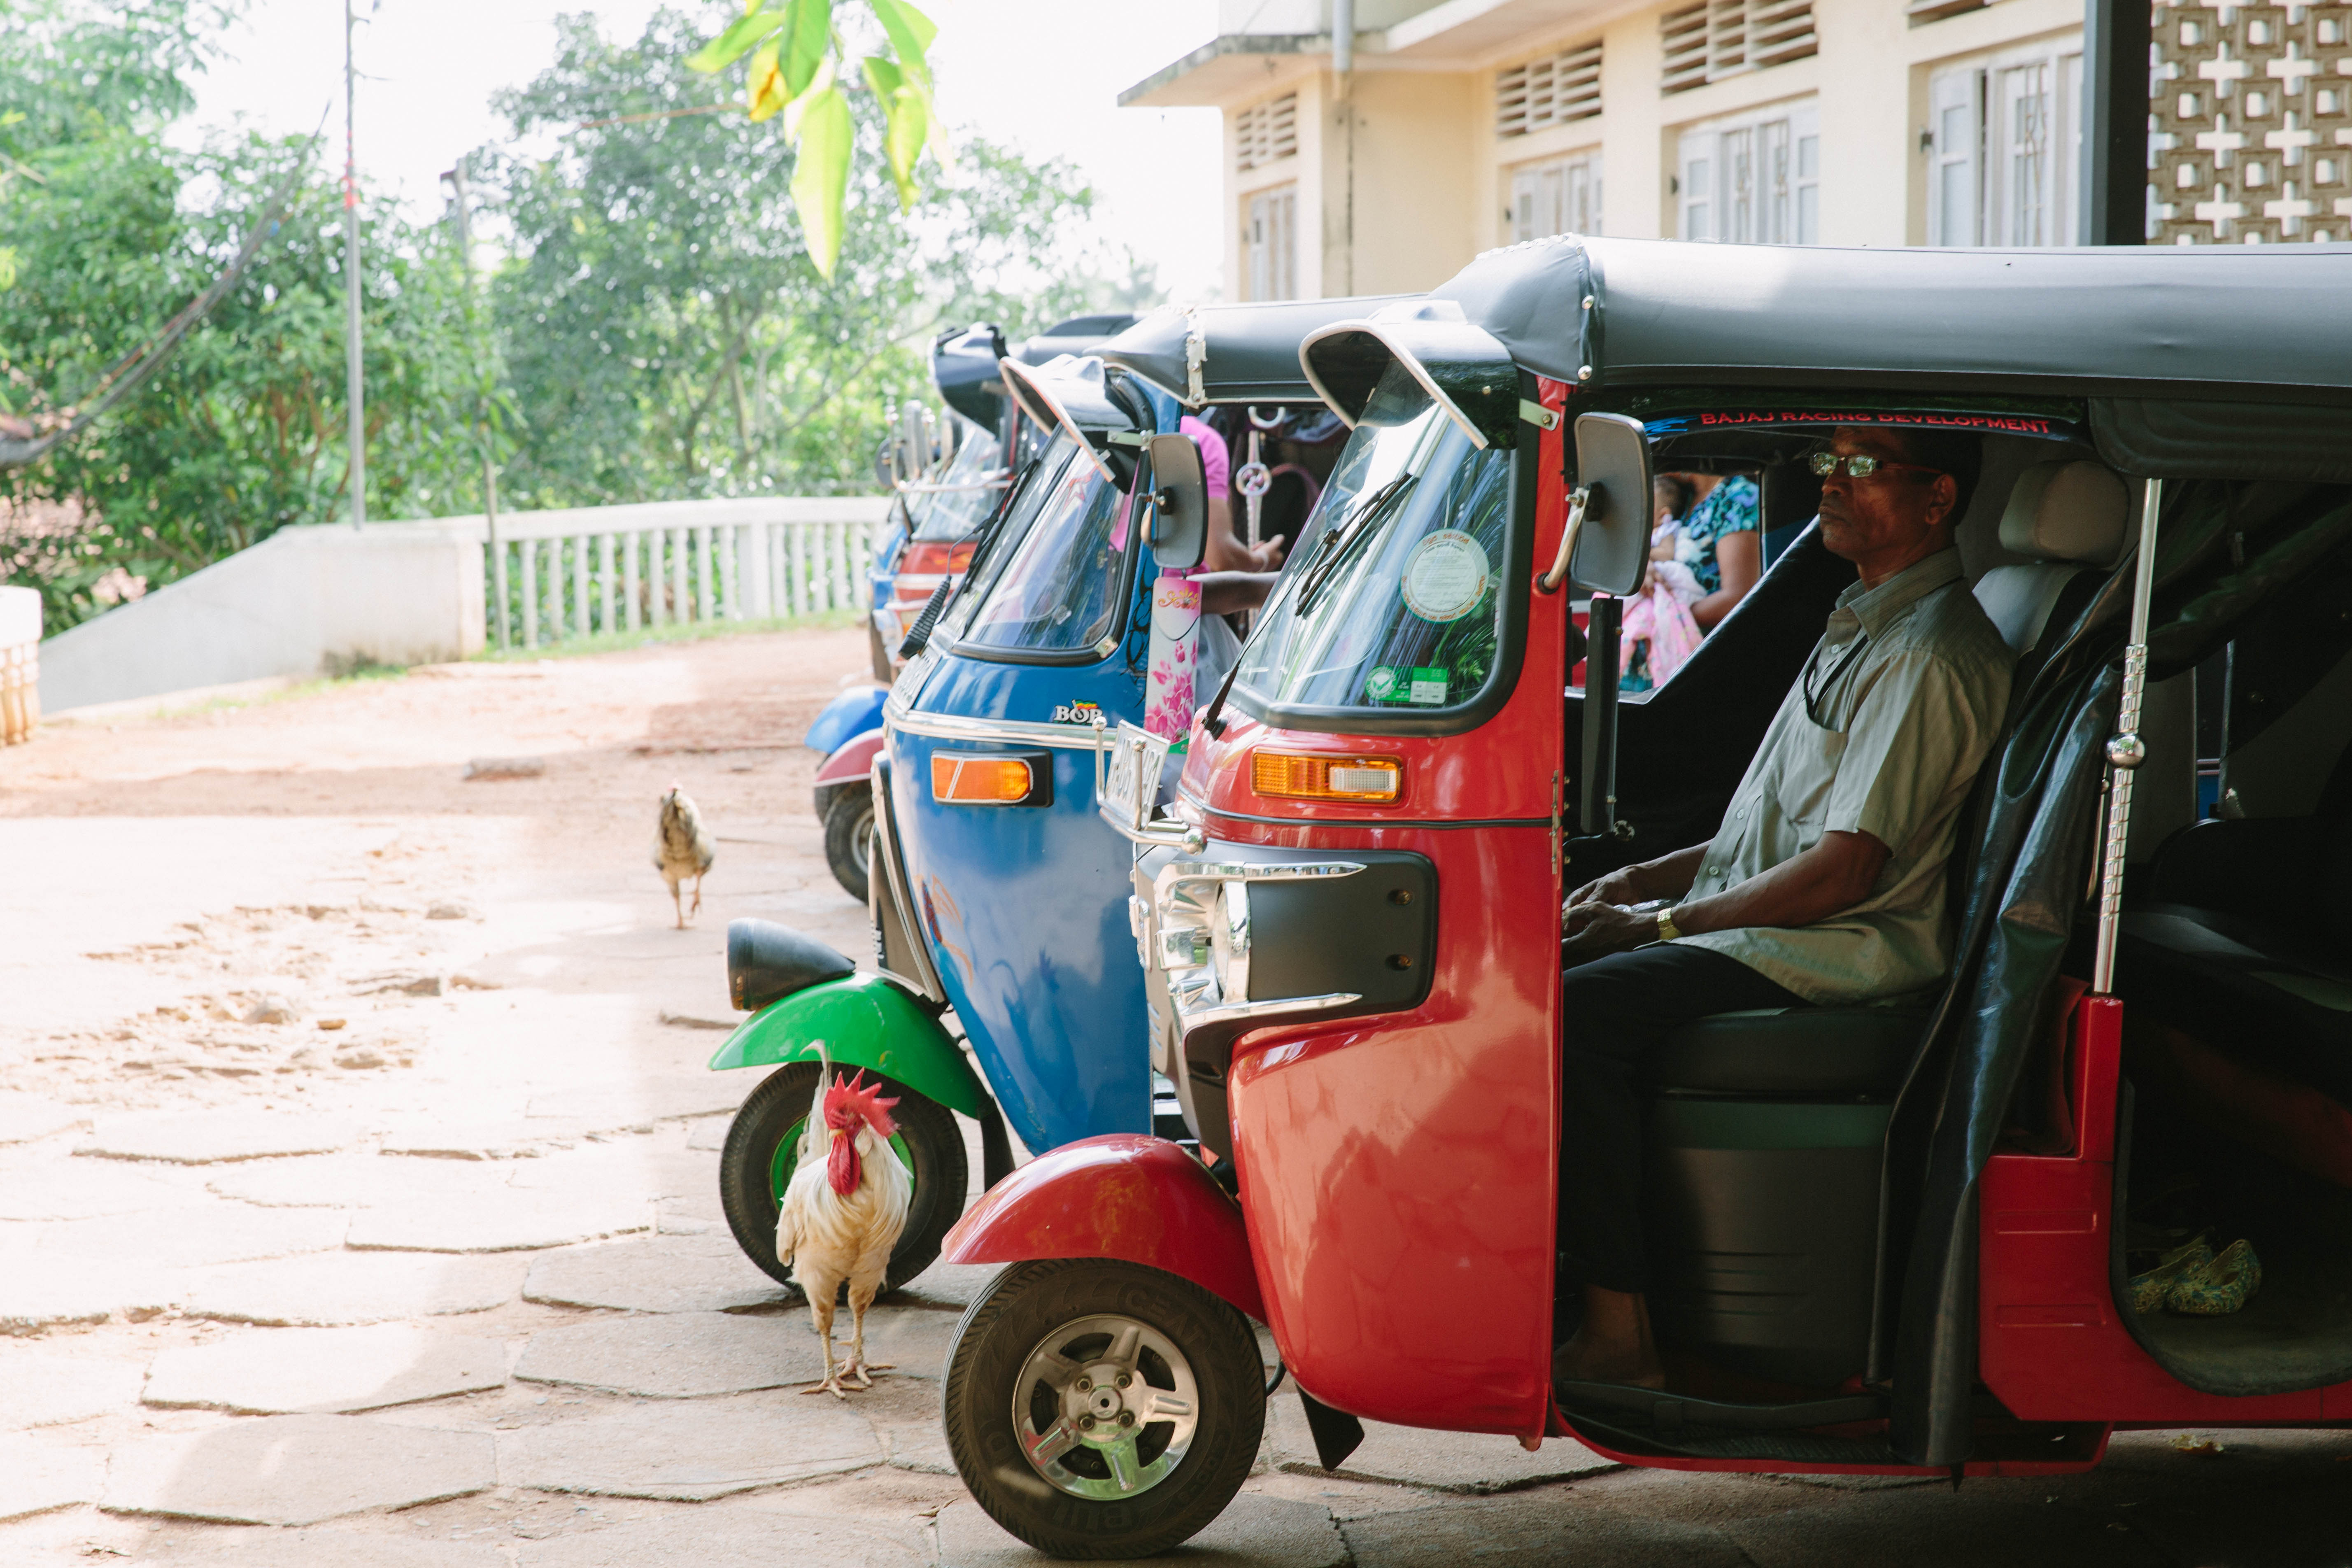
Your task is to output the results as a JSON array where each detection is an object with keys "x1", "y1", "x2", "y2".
[{"x1": 1218, "y1": 382, "x2": 1578, "y2": 1438}]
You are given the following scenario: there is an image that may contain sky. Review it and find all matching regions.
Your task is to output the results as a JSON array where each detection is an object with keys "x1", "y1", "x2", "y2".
[{"x1": 183, "y1": 0, "x2": 1228, "y2": 301}]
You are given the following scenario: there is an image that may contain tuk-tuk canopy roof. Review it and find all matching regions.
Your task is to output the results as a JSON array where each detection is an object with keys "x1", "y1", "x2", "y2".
[
  {"x1": 1441, "y1": 235, "x2": 2352, "y2": 403},
  {"x1": 1101, "y1": 296, "x2": 1416, "y2": 408},
  {"x1": 1414, "y1": 236, "x2": 2352, "y2": 483}
]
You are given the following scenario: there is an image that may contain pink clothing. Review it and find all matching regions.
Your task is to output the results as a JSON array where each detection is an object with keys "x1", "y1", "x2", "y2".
[
  {"x1": 1180, "y1": 416, "x2": 1230, "y2": 501},
  {"x1": 1621, "y1": 584, "x2": 1703, "y2": 685}
]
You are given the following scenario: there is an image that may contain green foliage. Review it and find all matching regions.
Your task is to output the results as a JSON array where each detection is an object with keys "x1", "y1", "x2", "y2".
[
  {"x1": 0, "y1": 0, "x2": 1150, "y2": 635},
  {"x1": 0, "y1": 133, "x2": 487, "y2": 631},
  {"x1": 486, "y1": 8, "x2": 1129, "y2": 509},
  {"x1": 0, "y1": 3, "x2": 490, "y2": 632},
  {"x1": 687, "y1": 0, "x2": 938, "y2": 277}
]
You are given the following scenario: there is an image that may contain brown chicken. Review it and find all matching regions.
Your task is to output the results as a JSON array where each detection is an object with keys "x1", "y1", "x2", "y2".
[
  {"x1": 777, "y1": 1041, "x2": 912, "y2": 1397},
  {"x1": 653, "y1": 785, "x2": 716, "y2": 928}
]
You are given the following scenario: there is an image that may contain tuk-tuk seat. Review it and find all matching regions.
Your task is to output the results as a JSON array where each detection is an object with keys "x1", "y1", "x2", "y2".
[
  {"x1": 1970, "y1": 460, "x2": 2128, "y2": 658},
  {"x1": 1643, "y1": 1000, "x2": 1930, "y2": 1389},
  {"x1": 1644, "y1": 1003, "x2": 1928, "y2": 1100}
]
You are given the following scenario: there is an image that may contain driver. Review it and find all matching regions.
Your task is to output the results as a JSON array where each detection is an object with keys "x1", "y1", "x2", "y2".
[{"x1": 1552, "y1": 426, "x2": 2014, "y2": 1391}]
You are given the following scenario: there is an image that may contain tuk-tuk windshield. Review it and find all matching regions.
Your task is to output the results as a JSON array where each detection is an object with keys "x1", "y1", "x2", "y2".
[
  {"x1": 1229, "y1": 365, "x2": 1511, "y2": 716},
  {"x1": 906, "y1": 415, "x2": 1007, "y2": 543},
  {"x1": 947, "y1": 431, "x2": 1136, "y2": 659}
]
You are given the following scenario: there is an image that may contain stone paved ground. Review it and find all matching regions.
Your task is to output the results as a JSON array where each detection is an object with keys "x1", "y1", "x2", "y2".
[{"x1": 3, "y1": 629, "x2": 2347, "y2": 1566}]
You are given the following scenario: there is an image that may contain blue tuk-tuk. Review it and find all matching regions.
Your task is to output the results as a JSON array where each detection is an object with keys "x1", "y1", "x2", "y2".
[
  {"x1": 812, "y1": 319, "x2": 1134, "y2": 902},
  {"x1": 703, "y1": 301, "x2": 1376, "y2": 1293}
]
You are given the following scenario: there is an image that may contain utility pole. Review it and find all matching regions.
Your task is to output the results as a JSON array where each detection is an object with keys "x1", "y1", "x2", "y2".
[
  {"x1": 442, "y1": 158, "x2": 508, "y2": 649},
  {"x1": 344, "y1": 0, "x2": 366, "y2": 529},
  {"x1": 2081, "y1": 0, "x2": 2152, "y2": 245}
]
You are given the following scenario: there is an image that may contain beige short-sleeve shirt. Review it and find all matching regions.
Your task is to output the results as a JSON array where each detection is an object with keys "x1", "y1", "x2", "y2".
[{"x1": 1676, "y1": 548, "x2": 2014, "y2": 1004}]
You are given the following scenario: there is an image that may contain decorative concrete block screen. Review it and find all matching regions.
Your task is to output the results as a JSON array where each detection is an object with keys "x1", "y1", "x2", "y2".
[
  {"x1": 1, "y1": 583, "x2": 37, "y2": 744},
  {"x1": 478, "y1": 499, "x2": 896, "y2": 651},
  {"x1": 2151, "y1": 0, "x2": 2352, "y2": 242}
]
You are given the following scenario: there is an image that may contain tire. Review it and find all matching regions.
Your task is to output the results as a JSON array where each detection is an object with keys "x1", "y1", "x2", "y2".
[
  {"x1": 944, "y1": 1258, "x2": 1265, "y2": 1559},
  {"x1": 822, "y1": 782, "x2": 875, "y2": 905},
  {"x1": 717, "y1": 1060, "x2": 967, "y2": 1295}
]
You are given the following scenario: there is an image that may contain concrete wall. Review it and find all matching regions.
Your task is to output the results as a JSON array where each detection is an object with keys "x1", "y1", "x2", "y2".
[{"x1": 37, "y1": 522, "x2": 484, "y2": 715}]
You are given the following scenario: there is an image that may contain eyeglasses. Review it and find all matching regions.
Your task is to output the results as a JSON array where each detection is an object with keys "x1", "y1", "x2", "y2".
[{"x1": 1808, "y1": 452, "x2": 1945, "y2": 481}]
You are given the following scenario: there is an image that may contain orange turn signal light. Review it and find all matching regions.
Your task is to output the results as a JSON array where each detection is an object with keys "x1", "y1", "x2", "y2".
[
  {"x1": 1251, "y1": 750, "x2": 1402, "y2": 804},
  {"x1": 931, "y1": 753, "x2": 1038, "y2": 806}
]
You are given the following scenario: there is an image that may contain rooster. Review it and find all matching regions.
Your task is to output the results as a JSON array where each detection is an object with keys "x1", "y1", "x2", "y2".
[
  {"x1": 777, "y1": 1041, "x2": 912, "y2": 1397},
  {"x1": 653, "y1": 785, "x2": 716, "y2": 929}
]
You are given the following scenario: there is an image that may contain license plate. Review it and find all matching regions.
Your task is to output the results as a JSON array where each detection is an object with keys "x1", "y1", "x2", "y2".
[{"x1": 1097, "y1": 722, "x2": 1170, "y2": 833}]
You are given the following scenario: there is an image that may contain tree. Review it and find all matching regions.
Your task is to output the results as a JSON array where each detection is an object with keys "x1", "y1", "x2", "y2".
[
  {"x1": 0, "y1": 4, "x2": 485, "y2": 631},
  {"x1": 486, "y1": 8, "x2": 1129, "y2": 507}
]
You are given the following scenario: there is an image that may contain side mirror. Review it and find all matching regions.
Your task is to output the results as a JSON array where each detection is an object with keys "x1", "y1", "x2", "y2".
[
  {"x1": 1145, "y1": 432, "x2": 1207, "y2": 571},
  {"x1": 1569, "y1": 412, "x2": 1652, "y2": 596}
]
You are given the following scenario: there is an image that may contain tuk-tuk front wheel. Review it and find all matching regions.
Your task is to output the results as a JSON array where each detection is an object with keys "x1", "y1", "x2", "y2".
[
  {"x1": 821, "y1": 782, "x2": 875, "y2": 905},
  {"x1": 717, "y1": 1060, "x2": 966, "y2": 1295},
  {"x1": 944, "y1": 1258, "x2": 1264, "y2": 1559}
]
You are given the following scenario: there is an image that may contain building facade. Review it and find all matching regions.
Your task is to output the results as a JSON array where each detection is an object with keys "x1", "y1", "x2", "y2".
[{"x1": 1122, "y1": 0, "x2": 2351, "y2": 300}]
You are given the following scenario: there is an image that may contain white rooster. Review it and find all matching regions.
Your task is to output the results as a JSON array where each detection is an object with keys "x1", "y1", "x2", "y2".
[{"x1": 777, "y1": 1041, "x2": 912, "y2": 1397}]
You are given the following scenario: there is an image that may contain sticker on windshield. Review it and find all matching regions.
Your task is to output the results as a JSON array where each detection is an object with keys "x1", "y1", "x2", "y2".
[
  {"x1": 1400, "y1": 530, "x2": 1490, "y2": 624},
  {"x1": 1367, "y1": 666, "x2": 1449, "y2": 706}
]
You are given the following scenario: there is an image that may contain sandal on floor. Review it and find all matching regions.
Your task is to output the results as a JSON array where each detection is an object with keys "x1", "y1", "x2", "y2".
[
  {"x1": 2129, "y1": 1237, "x2": 2213, "y2": 1316},
  {"x1": 2169, "y1": 1238, "x2": 2261, "y2": 1316}
]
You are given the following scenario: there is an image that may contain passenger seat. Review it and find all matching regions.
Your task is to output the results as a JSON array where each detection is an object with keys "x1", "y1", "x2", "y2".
[{"x1": 1972, "y1": 459, "x2": 2129, "y2": 658}]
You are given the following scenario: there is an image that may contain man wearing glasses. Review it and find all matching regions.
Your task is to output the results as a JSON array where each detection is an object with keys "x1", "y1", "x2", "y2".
[{"x1": 1551, "y1": 425, "x2": 2014, "y2": 1391}]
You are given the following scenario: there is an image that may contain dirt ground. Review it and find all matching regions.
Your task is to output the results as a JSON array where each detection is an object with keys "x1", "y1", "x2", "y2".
[{"x1": 2, "y1": 626, "x2": 2349, "y2": 1568}]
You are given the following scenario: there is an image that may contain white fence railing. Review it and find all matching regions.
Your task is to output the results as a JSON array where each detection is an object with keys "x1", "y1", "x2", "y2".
[
  {"x1": 434, "y1": 497, "x2": 898, "y2": 651},
  {"x1": 2, "y1": 585, "x2": 39, "y2": 744}
]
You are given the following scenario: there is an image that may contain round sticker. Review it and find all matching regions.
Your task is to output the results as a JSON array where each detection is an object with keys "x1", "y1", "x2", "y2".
[{"x1": 1399, "y1": 530, "x2": 1491, "y2": 624}]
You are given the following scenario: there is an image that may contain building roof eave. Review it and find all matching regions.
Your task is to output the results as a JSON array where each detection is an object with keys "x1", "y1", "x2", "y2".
[{"x1": 1118, "y1": 34, "x2": 1329, "y2": 107}]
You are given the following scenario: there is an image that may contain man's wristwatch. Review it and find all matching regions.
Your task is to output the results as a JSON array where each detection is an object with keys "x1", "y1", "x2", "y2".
[{"x1": 1656, "y1": 904, "x2": 1684, "y2": 943}]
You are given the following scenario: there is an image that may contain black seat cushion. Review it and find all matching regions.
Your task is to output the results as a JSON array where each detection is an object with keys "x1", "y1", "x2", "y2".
[{"x1": 1647, "y1": 1006, "x2": 1931, "y2": 1100}]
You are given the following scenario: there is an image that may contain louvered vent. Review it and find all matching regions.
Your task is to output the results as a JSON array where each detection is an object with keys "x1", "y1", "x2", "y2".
[
  {"x1": 1662, "y1": 0, "x2": 1816, "y2": 93},
  {"x1": 1235, "y1": 93, "x2": 1299, "y2": 172},
  {"x1": 1496, "y1": 42, "x2": 1603, "y2": 137}
]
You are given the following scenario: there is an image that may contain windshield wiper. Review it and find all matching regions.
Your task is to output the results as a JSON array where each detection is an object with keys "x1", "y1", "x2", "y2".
[
  {"x1": 1295, "y1": 472, "x2": 1417, "y2": 617},
  {"x1": 1200, "y1": 473, "x2": 1418, "y2": 740}
]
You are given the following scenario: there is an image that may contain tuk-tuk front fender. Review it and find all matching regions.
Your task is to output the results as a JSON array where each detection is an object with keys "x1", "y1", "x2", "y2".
[
  {"x1": 941, "y1": 1135, "x2": 1265, "y2": 1322},
  {"x1": 707, "y1": 972, "x2": 987, "y2": 1120}
]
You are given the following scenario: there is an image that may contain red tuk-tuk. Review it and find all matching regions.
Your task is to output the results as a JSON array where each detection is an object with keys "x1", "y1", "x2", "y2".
[{"x1": 933, "y1": 236, "x2": 2352, "y2": 1558}]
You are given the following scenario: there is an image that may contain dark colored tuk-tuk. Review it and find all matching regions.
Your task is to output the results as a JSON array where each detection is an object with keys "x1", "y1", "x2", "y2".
[{"x1": 935, "y1": 235, "x2": 2352, "y2": 1557}]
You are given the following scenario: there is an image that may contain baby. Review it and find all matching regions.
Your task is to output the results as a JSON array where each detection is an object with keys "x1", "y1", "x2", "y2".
[{"x1": 1648, "y1": 475, "x2": 1703, "y2": 608}]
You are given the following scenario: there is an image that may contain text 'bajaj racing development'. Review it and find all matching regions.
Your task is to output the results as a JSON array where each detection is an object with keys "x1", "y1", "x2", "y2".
[
  {"x1": 932, "y1": 236, "x2": 2352, "y2": 1558},
  {"x1": 696, "y1": 300, "x2": 1379, "y2": 1301}
]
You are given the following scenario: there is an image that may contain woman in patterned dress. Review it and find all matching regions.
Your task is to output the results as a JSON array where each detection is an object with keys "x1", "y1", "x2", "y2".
[{"x1": 1620, "y1": 471, "x2": 1762, "y2": 692}]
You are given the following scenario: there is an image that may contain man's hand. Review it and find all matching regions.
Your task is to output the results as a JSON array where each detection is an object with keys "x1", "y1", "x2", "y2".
[
  {"x1": 1246, "y1": 534, "x2": 1288, "y2": 573},
  {"x1": 1567, "y1": 844, "x2": 1706, "y2": 911},
  {"x1": 1562, "y1": 902, "x2": 1658, "y2": 966},
  {"x1": 1567, "y1": 868, "x2": 1642, "y2": 909}
]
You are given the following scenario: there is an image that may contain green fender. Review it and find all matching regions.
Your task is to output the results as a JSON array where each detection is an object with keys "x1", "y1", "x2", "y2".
[{"x1": 706, "y1": 972, "x2": 987, "y2": 1118}]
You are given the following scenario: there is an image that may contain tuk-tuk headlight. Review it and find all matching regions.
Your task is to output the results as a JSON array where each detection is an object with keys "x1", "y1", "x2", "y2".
[{"x1": 1209, "y1": 882, "x2": 1250, "y2": 1004}]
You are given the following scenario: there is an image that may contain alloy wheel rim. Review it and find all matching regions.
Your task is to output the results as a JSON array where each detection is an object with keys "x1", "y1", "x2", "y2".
[{"x1": 1010, "y1": 1313, "x2": 1199, "y2": 1500}]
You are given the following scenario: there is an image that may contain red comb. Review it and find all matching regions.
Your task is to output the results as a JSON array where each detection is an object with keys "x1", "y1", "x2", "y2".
[{"x1": 823, "y1": 1069, "x2": 899, "y2": 1141}]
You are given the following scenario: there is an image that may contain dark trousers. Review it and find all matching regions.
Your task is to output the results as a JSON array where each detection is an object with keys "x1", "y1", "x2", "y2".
[{"x1": 1558, "y1": 942, "x2": 1805, "y2": 1294}]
